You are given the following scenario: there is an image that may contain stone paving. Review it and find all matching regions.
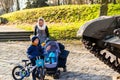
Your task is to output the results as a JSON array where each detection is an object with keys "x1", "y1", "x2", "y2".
[
  {"x1": 0, "y1": 25, "x2": 119, "y2": 80},
  {"x1": 0, "y1": 41, "x2": 119, "y2": 80}
]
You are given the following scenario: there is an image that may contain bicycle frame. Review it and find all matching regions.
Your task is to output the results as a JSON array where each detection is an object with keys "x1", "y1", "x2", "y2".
[
  {"x1": 25, "y1": 57, "x2": 44, "y2": 75},
  {"x1": 17, "y1": 58, "x2": 44, "y2": 77},
  {"x1": 12, "y1": 56, "x2": 45, "y2": 80}
]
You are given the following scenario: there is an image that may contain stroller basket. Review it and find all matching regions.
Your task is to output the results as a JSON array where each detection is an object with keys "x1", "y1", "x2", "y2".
[{"x1": 45, "y1": 63, "x2": 57, "y2": 68}]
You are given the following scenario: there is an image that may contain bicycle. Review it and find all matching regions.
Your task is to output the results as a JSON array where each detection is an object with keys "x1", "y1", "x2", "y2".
[{"x1": 12, "y1": 57, "x2": 45, "y2": 80}]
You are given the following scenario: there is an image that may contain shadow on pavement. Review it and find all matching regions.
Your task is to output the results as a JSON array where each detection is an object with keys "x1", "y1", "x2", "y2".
[{"x1": 60, "y1": 71, "x2": 112, "y2": 80}]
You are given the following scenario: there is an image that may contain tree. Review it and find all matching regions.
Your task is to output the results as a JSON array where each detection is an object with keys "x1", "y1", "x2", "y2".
[
  {"x1": 108, "y1": 0, "x2": 112, "y2": 3},
  {"x1": 75, "y1": 0, "x2": 84, "y2": 4},
  {"x1": 58, "y1": 0, "x2": 60, "y2": 5},
  {"x1": 117, "y1": 0, "x2": 120, "y2": 3},
  {"x1": 113, "y1": 0, "x2": 116, "y2": 4},
  {"x1": 90, "y1": 0, "x2": 94, "y2": 4},
  {"x1": 26, "y1": 0, "x2": 32, "y2": 8},
  {"x1": 0, "y1": 0, "x2": 14, "y2": 13},
  {"x1": 32, "y1": 0, "x2": 48, "y2": 7},
  {"x1": 26, "y1": 0, "x2": 48, "y2": 8},
  {"x1": 68, "y1": 0, "x2": 72, "y2": 4},
  {"x1": 16, "y1": 0, "x2": 20, "y2": 10},
  {"x1": 99, "y1": 0, "x2": 108, "y2": 16}
]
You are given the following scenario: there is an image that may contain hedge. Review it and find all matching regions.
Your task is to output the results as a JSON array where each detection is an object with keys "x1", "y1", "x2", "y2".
[{"x1": 1, "y1": 4, "x2": 120, "y2": 40}]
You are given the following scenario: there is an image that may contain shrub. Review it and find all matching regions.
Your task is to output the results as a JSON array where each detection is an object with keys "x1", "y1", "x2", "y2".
[
  {"x1": 16, "y1": 22, "x2": 82, "y2": 40},
  {"x1": 1, "y1": 5, "x2": 100, "y2": 23},
  {"x1": 1, "y1": 4, "x2": 120, "y2": 24},
  {"x1": 0, "y1": 17, "x2": 8, "y2": 24},
  {"x1": 1, "y1": 4, "x2": 120, "y2": 40}
]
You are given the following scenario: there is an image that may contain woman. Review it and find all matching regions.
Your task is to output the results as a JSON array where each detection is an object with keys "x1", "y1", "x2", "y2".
[{"x1": 34, "y1": 17, "x2": 49, "y2": 44}]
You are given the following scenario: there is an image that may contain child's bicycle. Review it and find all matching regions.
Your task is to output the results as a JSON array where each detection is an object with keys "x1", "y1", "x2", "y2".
[{"x1": 12, "y1": 57, "x2": 45, "y2": 80}]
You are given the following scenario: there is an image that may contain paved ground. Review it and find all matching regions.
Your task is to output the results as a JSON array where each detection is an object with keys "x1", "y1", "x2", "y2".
[
  {"x1": 0, "y1": 41, "x2": 119, "y2": 80},
  {"x1": 0, "y1": 25, "x2": 119, "y2": 80},
  {"x1": 0, "y1": 25, "x2": 25, "y2": 32}
]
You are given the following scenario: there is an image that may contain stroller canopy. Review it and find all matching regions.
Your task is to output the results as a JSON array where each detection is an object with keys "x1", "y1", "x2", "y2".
[
  {"x1": 44, "y1": 41, "x2": 60, "y2": 53},
  {"x1": 44, "y1": 41, "x2": 60, "y2": 68}
]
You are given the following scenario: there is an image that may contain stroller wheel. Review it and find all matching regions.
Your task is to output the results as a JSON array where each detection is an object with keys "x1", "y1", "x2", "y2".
[
  {"x1": 53, "y1": 70, "x2": 60, "y2": 79},
  {"x1": 58, "y1": 70, "x2": 60, "y2": 75}
]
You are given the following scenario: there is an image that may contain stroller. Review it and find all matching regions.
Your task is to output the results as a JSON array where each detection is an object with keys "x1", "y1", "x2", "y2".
[{"x1": 44, "y1": 41, "x2": 61, "y2": 79}]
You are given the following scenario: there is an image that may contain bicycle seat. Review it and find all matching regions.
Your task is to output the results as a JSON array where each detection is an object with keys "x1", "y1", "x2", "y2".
[{"x1": 22, "y1": 60, "x2": 29, "y2": 62}]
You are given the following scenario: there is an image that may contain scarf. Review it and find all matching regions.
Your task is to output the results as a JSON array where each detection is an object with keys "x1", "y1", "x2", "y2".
[
  {"x1": 37, "y1": 17, "x2": 46, "y2": 30},
  {"x1": 37, "y1": 23, "x2": 46, "y2": 30}
]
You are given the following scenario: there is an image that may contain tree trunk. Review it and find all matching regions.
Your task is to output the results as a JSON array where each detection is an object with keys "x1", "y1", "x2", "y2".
[
  {"x1": 0, "y1": 0, "x2": 14, "y2": 13},
  {"x1": 90, "y1": 0, "x2": 94, "y2": 4},
  {"x1": 113, "y1": 0, "x2": 116, "y2": 4},
  {"x1": 68, "y1": 0, "x2": 72, "y2": 4},
  {"x1": 58, "y1": 0, "x2": 60, "y2": 5},
  {"x1": 99, "y1": 0, "x2": 108, "y2": 16},
  {"x1": 77, "y1": 0, "x2": 84, "y2": 4},
  {"x1": 16, "y1": 0, "x2": 20, "y2": 10},
  {"x1": 5, "y1": 8, "x2": 9, "y2": 13}
]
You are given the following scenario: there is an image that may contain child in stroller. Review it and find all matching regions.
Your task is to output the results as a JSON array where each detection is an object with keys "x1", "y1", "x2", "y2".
[
  {"x1": 43, "y1": 39, "x2": 69, "y2": 72},
  {"x1": 44, "y1": 41, "x2": 61, "y2": 79}
]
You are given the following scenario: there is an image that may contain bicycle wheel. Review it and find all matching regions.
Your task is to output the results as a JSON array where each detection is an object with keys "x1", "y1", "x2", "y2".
[
  {"x1": 36, "y1": 67, "x2": 45, "y2": 80},
  {"x1": 12, "y1": 66, "x2": 26, "y2": 80}
]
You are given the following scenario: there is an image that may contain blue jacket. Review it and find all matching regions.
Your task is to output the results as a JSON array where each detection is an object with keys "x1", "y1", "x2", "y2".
[{"x1": 27, "y1": 45, "x2": 43, "y2": 59}]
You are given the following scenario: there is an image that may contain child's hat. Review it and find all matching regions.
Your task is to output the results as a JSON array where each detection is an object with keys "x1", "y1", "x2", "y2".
[{"x1": 32, "y1": 36, "x2": 39, "y2": 42}]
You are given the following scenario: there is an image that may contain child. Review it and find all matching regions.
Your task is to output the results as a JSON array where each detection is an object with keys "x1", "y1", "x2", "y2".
[
  {"x1": 44, "y1": 41, "x2": 60, "y2": 64},
  {"x1": 27, "y1": 36, "x2": 43, "y2": 80}
]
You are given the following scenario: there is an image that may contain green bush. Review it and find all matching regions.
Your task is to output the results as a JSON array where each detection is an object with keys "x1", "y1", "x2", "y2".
[
  {"x1": 108, "y1": 4, "x2": 120, "y2": 16},
  {"x1": 16, "y1": 22, "x2": 81, "y2": 40},
  {"x1": 1, "y1": 5, "x2": 100, "y2": 23},
  {"x1": 1, "y1": 4, "x2": 120, "y2": 23},
  {"x1": 1, "y1": 4, "x2": 120, "y2": 40},
  {"x1": 48, "y1": 23, "x2": 81, "y2": 40},
  {"x1": 0, "y1": 17, "x2": 8, "y2": 24}
]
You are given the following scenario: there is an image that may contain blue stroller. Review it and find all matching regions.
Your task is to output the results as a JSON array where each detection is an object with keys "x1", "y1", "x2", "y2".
[{"x1": 44, "y1": 41, "x2": 61, "y2": 79}]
